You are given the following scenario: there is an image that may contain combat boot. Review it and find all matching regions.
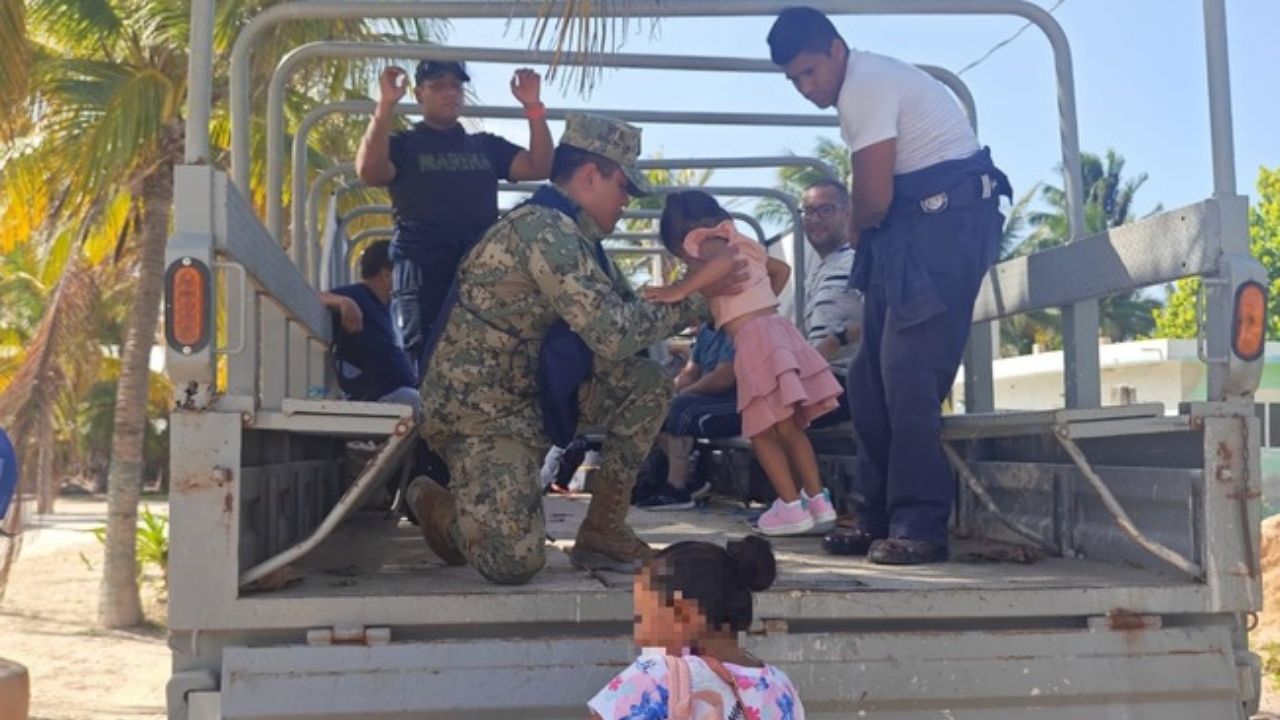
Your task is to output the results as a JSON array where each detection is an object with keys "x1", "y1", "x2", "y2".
[
  {"x1": 570, "y1": 477, "x2": 653, "y2": 570},
  {"x1": 407, "y1": 476, "x2": 467, "y2": 566}
]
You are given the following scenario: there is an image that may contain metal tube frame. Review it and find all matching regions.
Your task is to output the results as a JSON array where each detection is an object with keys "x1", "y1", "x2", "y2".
[
  {"x1": 327, "y1": 185, "x2": 798, "y2": 320},
  {"x1": 238, "y1": 420, "x2": 418, "y2": 588},
  {"x1": 302, "y1": 153, "x2": 837, "y2": 286},
  {"x1": 308, "y1": 155, "x2": 824, "y2": 293},
  {"x1": 289, "y1": 101, "x2": 845, "y2": 277},
  {"x1": 219, "y1": 0, "x2": 1229, "y2": 409},
  {"x1": 324, "y1": 184, "x2": 770, "y2": 245},
  {"x1": 233, "y1": 0, "x2": 1039, "y2": 196},
  {"x1": 347, "y1": 226, "x2": 393, "y2": 247},
  {"x1": 618, "y1": 208, "x2": 768, "y2": 243},
  {"x1": 503, "y1": 181, "x2": 809, "y2": 328},
  {"x1": 265, "y1": 41, "x2": 970, "y2": 243}
]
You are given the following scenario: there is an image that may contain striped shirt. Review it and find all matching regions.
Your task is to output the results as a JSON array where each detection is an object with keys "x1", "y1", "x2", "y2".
[{"x1": 804, "y1": 245, "x2": 862, "y2": 376}]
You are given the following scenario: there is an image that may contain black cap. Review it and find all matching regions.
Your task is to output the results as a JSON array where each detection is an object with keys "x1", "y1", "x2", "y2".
[{"x1": 414, "y1": 60, "x2": 470, "y2": 85}]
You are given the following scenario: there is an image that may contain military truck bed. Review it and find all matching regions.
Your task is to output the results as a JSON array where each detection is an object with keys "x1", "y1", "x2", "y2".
[{"x1": 266, "y1": 495, "x2": 1189, "y2": 607}]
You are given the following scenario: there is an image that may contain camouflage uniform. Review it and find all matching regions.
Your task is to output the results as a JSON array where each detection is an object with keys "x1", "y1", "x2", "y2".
[{"x1": 420, "y1": 114, "x2": 705, "y2": 585}]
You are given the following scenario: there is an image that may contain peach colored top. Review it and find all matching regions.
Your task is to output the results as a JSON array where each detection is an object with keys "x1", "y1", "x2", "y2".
[{"x1": 682, "y1": 220, "x2": 778, "y2": 328}]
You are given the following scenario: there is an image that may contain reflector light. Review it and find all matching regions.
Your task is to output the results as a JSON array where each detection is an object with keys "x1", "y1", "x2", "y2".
[
  {"x1": 165, "y1": 257, "x2": 211, "y2": 353},
  {"x1": 1232, "y1": 281, "x2": 1266, "y2": 362}
]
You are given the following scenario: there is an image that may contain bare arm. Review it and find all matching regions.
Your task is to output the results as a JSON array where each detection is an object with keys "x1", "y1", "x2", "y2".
[
  {"x1": 319, "y1": 291, "x2": 363, "y2": 333},
  {"x1": 355, "y1": 67, "x2": 406, "y2": 187},
  {"x1": 766, "y1": 256, "x2": 791, "y2": 296},
  {"x1": 530, "y1": 220, "x2": 706, "y2": 362},
  {"x1": 672, "y1": 357, "x2": 702, "y2": 393},
  {"x1": 816, "y1": 316, "x2": 865, "y2": 360},
  {"x1": 681, "y1": 360, "x2": 735, "y2": 395},
  {"x1": 850, "y1": 138, "x2": 897, "y2": 232},
  {"x1": 507, "y1": 69, "x2": 554, "y2": 181},
  {"x1": 647, "y1": 252, "x2": 739, "y2": 303}
]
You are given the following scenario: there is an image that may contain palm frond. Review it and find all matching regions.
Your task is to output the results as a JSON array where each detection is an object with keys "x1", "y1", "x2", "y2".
[
  {"x1": 42, "y1": 61, "x2": 177, "y2": 201},
  {"x1": 82, "y1": 191, "x2": 135, "y2": 266},
  {"x1": 0, "y1": 140, "x2": 67, "y2": 252},
  {"x1": 28, "y1": 0, "x2": 124, "y2": 55},
  {"x1": 523, "y1": 0, "x2": 659, "y2": 93},
  {"x1": 0, "y1": 259, "x2": 96, "y2": 445},
  {"x1": 0, "y1": 0, "x2": 30, "y2": 140}
]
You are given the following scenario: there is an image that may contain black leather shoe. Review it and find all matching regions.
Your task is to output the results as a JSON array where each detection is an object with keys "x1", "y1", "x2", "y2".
[
  {"x1": 822, "y1": 524, "x2": 879, "y2": 556},
  {"x1": 868, "y1": 538, "x2": 948, "y2": 565}
]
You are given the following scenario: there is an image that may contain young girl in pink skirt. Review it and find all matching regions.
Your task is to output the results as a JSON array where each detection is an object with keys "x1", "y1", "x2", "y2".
[{"x1": 643, "y1": 191, "x2": 842, "y2": 536}]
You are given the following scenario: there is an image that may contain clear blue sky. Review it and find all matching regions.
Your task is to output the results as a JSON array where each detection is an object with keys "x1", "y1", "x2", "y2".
[{"x1": 431, "y1": 0, "x2": 1277, "y2": 231}]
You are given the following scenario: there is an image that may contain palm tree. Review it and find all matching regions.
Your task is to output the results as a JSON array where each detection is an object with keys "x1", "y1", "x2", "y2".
[
  {"x1": 521, "y1": 0, "x2": 661, "y2": 92},
  {"x1": 759, "y1": 137, "x2": 851, "y2": 227},
  {"x1": 613, "y1": 165, "x2": 714, "y2": 286},
  {"x1": 1, "y1": 0, "x2": 441, "y2": 627},
  {"x1": 1003, "y1": 150, "x2": 1162, "y2": 349},
  {"x1": 997, "y1": 184, "x2": 1066, "y2": 356}
]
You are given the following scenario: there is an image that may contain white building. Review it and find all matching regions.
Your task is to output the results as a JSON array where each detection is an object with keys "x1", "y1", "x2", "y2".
[{"x1": 951, "y1": 339, "x2": 1280, "y2": 509}]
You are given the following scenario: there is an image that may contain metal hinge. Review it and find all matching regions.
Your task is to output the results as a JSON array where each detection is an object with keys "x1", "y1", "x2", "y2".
[{"x1": 306, "y1": 624, "x2": 391, "y2": 646}]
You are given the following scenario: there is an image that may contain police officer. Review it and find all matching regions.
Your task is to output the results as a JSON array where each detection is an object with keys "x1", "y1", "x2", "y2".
[
  {"x1": 409, "y1": 114, "x2": 713, "y2": 585},
  {"x1": 356, "y1": 61, "x2": 553, "y2": 378},
  {"x1": 769, "y1": 7, "x2": 1010, "y2": 564}
]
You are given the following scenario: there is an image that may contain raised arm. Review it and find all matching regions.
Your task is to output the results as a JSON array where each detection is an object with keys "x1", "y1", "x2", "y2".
[
  {"x1": 506, "y1": 69, "x2": 554, "y2": 181},
  {"x1": 355, "y1": 67, "x2": 405, "y2": 187}
]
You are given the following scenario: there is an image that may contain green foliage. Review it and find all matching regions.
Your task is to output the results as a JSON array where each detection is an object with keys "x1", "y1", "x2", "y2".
[
  {"x1": 1260, "y1": 643, "x2": 1280, "y2": 693},
  {"x1": 758, "y1": 137, "x2": 851, "y2": 227},
  {"x1": 1000, "y1": 149, "x2": 1162, "y2": 355},
  {"x1": 93, "y1": 505, "x2": 168, "y2": 585},
  {"x1": 612, "y1": 164, "x2": 713, "y2": 288},
  {"x1": 1154, "y1": 166, "x2": 1280, "y2": 340}
]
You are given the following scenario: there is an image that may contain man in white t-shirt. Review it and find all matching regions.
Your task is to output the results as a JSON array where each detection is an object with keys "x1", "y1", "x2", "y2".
[{"x1": 768, "y1": 7, "x2": 1010, "y2": 565}]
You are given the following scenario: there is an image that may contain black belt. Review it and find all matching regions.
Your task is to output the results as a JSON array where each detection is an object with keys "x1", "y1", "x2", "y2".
[{"x1": 901, "y1": 171, "x2": 1009, "y2": 217}]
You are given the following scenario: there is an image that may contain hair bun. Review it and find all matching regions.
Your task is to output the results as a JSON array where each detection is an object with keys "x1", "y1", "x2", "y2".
[{"x1": 726, "y1": 536, "x2": 777, "y2": 592}]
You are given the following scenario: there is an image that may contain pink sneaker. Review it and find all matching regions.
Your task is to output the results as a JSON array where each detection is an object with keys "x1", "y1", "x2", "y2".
[
  {"x1": 803, "y1": 489, "x2": 837, "y2": 533},
  {"x1": 755, "y1": 498, "x2": 815, "y2": 536}
]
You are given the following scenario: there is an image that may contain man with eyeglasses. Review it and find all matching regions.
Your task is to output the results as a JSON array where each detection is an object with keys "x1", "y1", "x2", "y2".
[
  {"x1": 800, "y1": 180, "x2": 862, "y2": 429},
  {"x1": 770, "y1": 7, "x2": 1011, "y2": 565}
]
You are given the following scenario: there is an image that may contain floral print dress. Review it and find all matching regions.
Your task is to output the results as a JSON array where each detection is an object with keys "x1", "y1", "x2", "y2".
[{"x1": 588, "y1": 652, "x2": 805, "y2": 720}]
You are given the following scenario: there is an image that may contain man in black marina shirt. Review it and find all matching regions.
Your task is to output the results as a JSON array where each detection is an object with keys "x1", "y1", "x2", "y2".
[{"x1": 356, "y1": 59, "x2": 554, "y2": 378}]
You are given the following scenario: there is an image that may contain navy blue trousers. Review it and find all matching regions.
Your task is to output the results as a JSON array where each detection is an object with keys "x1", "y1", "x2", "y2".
[
  {"x1": 662, "y1": 390, "x2": 741, "y2": 439},
  {"x1": 390, "y1": 233, "x2": 467, "y2": 382},
  {"x1": 847, "y1": 150, "x2": 1007, "y2": 548}
]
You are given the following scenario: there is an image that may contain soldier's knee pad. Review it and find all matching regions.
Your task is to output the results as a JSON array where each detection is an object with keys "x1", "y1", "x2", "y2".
[{"x1": 473, "y1": 544, "x2": 545, "y2": 586}]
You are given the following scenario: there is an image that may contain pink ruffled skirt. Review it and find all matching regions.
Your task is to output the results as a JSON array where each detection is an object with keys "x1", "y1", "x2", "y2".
[{"x1": 733, "y1": 314, "x2": 842, "y2": 438}]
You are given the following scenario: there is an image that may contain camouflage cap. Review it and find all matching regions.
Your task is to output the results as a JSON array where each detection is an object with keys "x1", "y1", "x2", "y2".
[{"x1": 559, "y1": 113, "x2": 652, "y2": 196}]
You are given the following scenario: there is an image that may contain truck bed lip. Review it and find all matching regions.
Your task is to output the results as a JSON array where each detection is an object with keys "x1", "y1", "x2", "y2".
[{"x1": 169, "y1": 497, "x2": 1220, "y2": 633}]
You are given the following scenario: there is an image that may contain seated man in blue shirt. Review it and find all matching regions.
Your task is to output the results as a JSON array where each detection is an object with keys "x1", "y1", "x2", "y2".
[
  {"x1": 320, "y1": 240, "x2": 420, "y2": 415},
  {"x1": 637, "y1": 323, "x2": 741, "y2": 510}
]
